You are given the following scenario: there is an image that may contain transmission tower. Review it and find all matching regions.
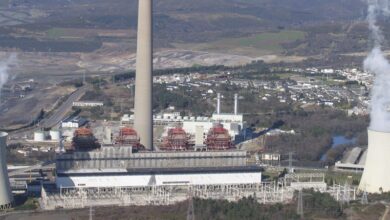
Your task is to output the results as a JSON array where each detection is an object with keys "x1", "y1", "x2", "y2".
[
  {"x1": 361, "y1": 191, "x2": 368, "y2": 205},
  {"x1": 187, "y1": 196, "x2": 195, "y2": 220},
  {"x1": 89, "y1": 205, "x2": 94, "y2": 220},
  {"x1": 297, "y1": 189, "x2": 304, "y2": 218},
  {"x1": 342, "y1": 182, "x2": 351, "y2": 205}
]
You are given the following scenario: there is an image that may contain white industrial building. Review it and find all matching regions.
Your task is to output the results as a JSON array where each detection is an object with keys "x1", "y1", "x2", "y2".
[
  {"x1": 72, "y1": 101, "x2": 104, "y2": 108},
  {"x1": 56, "y1": 172, "x2": 262, "y2": 188},
  {"x1": 335, "y1": 147, "x2": 366, "y2": 171},
  {"x1": 61, "y1": 116, "x2": 88, "y2": 128}
]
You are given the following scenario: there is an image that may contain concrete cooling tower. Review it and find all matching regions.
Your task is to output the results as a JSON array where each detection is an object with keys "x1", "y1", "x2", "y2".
[
  {"x1": 0, "y1": 132, "x2": 13, "y2": 210},
  {"x1": 359, "y1": 129, "x2": 390, "y2": 193}
]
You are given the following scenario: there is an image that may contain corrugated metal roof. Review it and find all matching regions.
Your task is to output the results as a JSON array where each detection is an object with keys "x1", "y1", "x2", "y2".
[
  {"x1": 56, "y1": 172, "x2": 262, "y2": 188},
  {"x1": 358, "y1": 149, "x2": 367, "y2": 165},
  {"x1": 343, "y1": 147, "x2": 362, "y2": 164}
]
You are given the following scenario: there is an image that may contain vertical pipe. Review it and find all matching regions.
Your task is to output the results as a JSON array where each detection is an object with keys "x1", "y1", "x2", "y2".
[
  {"x1": 217, "y1": 93, "x2": 221, "y2": 114},
  {"x1": 234, "y1": 94, "x2": 238, "y2": 115},
  {"x1": 134, "y1": 0, "x2": 153, "y2": 150}
]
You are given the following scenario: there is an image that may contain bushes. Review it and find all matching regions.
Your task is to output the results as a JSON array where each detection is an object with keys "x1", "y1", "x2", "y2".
[
  {"x1": 194, "y1": 197, "x2": 299, "y2": 220},
  {"x1": 301, "y1": 189, "x2": 343, "y2": 218}
]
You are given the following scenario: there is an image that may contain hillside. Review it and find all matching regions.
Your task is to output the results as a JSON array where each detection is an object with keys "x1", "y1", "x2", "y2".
[{"x1": 0, "y1": 0, "x2": 378, "y2": 77}]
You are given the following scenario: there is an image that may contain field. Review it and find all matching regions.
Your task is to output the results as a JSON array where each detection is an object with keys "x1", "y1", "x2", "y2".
[
  {"x1": 0, "y1": 1, "x2": 8, "y2": 7},
  {"x1": 175, "y1": 30, "x2": 306, "y2": 57}
]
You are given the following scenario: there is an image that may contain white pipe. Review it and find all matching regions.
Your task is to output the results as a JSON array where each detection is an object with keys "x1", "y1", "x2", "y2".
[
  {"x1": 217, "y1": 93, "x2": 221, "y2": 114},
  {"x1": 234, "y1": 94, "x2": 238, "y2": 115}
]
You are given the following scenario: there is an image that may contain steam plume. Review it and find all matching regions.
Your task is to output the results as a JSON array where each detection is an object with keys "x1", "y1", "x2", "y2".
[
  {"x1": 364, "y1": 0, "x2": 390, "y2": 132},
  {"x1": 0, "y1": 54, "x2": 16, "y2": 99}
]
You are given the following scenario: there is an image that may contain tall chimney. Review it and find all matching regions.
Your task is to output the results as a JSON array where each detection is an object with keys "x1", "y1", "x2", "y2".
[
  {"x1": 217, "y1": 93, "x2": 221, "y2": 114},
  {"x1": 134, "y1": 0, "x2": 153, "y2": 150},
  {"x1": 234, "y1": 94, "x2": 238, "y2": 115}
]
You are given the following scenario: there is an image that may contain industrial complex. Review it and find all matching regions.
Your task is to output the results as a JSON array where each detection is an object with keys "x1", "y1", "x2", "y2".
[{"x1": 0, "y1": 0, "x2": 387, "y2": 213}]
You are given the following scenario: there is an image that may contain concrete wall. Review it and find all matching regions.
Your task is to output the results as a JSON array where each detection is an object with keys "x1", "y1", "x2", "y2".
[
  {"x1": 0, "y1": 132, "x2": 13, "y2": 210},
  {"x1": 359, "y1": 130, "x2": 390, "y2": 193}
]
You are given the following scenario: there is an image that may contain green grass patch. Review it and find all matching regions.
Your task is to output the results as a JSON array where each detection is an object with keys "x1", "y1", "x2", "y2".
[
  {"x1": 46, "y1": 28, "x2": 66, "y2": 38},
  {"x1": 238, "y1": 31, "x2": 305, "y2": 49},
  {"x1": 325, "y1": 171, "x2": 362, "y2": 186},
  {"x1": 219, "y1": 30, "x2": 305, "y2": 52},
  {"x1": 0, "y1": 0, "x2": 9, "y2": 7},
  {"x1": 176, "y1": 30, "x2": 307, "y2": 56},
  {"x1": 14, "y1": 196, "x2": 39, "y2": 211}
]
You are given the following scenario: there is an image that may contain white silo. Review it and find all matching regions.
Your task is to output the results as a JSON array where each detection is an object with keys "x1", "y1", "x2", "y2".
[
  {"x1": 49, "y1": 130, "x2": 61, "y2": 141},
  {"x1": 34, "y1": 131, "x2": 45, "y2": 142},
  {"x1": 0, "y1": 132, "x2": 13, "y2": 210},
  {"x1": 359, "y1": 129, "x2": 390, "y2": 193}
]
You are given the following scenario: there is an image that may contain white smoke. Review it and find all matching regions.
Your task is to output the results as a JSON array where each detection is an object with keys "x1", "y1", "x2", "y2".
[
  {"x1": 365, "y1": 0, "x2": 390, "y2": 132},
  {"x1": 0, "y1": 54, "x2": 17, "y2": 99}
]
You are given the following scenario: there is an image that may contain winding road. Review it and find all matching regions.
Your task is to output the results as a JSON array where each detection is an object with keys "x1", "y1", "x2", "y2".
[{"x1": 40, "y1": 86, "x2": 88, "y2": 129}]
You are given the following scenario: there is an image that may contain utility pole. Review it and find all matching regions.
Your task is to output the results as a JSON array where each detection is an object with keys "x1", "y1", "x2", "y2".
[
  {"x1": 83, "y1": 71, "x2": 86, "y2": 85},
  {"x1": 187, "y1": 189, "x2": 195, "y2": 220},
  {"x1": 187, "y1": 198, "x2": 195, "y2": 220},
  {"x1": 288, "y1": 152, "x2": 295, "y2": 173}
]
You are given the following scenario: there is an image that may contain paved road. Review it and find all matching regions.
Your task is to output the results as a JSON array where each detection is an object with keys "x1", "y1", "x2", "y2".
[
  {"x1": 382, "y1": 205, "x2": 390, "y2": 220},
  {"x1": 8, "y1": 161, "x2": 55, "y2": 177},
  {"x1": 40, "y1": 86, "x2": 88, "y2": 129}
]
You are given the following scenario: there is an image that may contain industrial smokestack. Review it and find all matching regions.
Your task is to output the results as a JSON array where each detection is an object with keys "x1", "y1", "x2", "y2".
[
  {"x1": 217, "y1": 93, "x2": 221, "y2": 114},
  {"x1": 234, "y1": 94, "x2": 238, "y2": 115},
  {"x1": 134, "y1": 0, "x2": 153, "y2": 150},
  {"x1": 0, "y1": 132, "x2": 13, "y2": 210}
]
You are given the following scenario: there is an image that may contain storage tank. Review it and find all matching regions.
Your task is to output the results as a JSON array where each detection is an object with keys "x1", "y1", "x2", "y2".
[
  {"x1": 359, "y1": 129, "x2": 390, "y2": 193},
  {"x1": 34, "y1": 131, "x2": 45, "y2": 142},
  {"x1": 0, "y1": 132, "x2": 13, "y2": 210},
  {"x1": 49, "y1": 130, "x2": 61, "y2": 141}
]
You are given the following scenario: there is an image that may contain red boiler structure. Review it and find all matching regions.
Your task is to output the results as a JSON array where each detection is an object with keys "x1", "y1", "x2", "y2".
[
  {"x1": 206, "y1": 124, "x2": 233, "y2": 150},
  {"x1": 160, "y1": 127, "x2": 189, "y2": 151},
  {"x1": 115, "y1": 127, "x2": 141, "y2": 150}
]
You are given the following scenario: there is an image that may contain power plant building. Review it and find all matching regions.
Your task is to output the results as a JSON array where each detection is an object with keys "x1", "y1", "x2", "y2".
[{"x1": 55, "y1": 146, "x2": 261, "y2": 189}]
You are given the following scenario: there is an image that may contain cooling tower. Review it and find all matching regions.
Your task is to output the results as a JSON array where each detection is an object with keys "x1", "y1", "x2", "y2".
[
  {"x1": 359, "y1": 129, "x2": 390, "y2": 193},
  {"x1": 134, "y1": 0, "x2": 153, "y2": 150},
  {"x1": 0, "y1": 132, "x2": 13, "y2": 210}
]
